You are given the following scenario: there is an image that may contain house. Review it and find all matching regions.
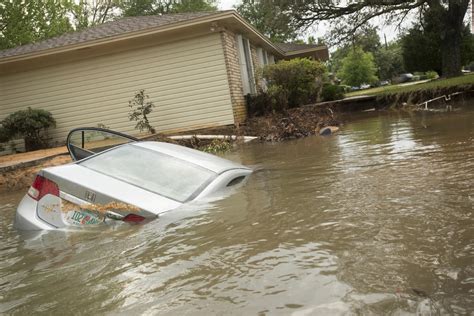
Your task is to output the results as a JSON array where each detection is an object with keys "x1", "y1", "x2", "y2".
[{"x1": 0, "y1": 10, "x2": 328, "y2": 148}]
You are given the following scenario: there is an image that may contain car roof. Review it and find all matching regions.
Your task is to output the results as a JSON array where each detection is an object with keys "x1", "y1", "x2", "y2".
[{"x1": 130, "y1": 141, "x2": 249, "y2": 174}]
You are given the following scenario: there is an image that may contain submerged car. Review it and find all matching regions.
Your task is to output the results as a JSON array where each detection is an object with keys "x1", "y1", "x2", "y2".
[{"x1": 15, "y1": 128, "x2": 252, "y2": 230}]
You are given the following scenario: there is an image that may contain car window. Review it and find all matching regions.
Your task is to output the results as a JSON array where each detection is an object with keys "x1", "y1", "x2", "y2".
[{"x1": 79, "y1": 145, "x2": 216, "y2": 202}]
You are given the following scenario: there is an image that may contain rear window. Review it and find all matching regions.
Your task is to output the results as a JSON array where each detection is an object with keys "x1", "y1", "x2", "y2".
[{"x1": 79, "y1": 145, "x2": 216, "y2": 202}]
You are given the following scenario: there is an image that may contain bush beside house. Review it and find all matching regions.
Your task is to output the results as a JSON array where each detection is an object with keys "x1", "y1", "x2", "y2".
[
  {"x1": 0, "y1": 108, "x2": 56, "y2": 152},
  {"x1": 248, "y1": 58, "x2": 326, "y2": 116}
]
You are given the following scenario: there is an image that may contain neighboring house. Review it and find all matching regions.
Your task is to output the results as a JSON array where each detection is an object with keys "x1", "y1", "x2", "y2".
[{"x1": 0, "y1": 10, "x2": 328, "y2": 149}]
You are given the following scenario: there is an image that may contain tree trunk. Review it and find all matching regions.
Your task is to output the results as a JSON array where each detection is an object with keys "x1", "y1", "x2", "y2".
[
  {"x1": 441, "y1": 28, "x2": 462, "y2": 78},
  {"x1": 440, "y1": 0, "x2": 469, "y2": 78}
]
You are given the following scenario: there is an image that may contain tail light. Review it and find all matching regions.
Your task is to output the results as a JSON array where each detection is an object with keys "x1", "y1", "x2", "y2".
[
  {"x1": 122, "y1": 214, "x2": 146, "y2": 223},
  {"x1": 28, "y1": 175, "x2": 59, "y2": 201}
]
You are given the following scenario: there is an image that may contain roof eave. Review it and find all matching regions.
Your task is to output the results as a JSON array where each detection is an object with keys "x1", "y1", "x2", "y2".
[
  {"x1": 229, "y1": 12, "x2": 286, "y2": 57},
  {"x1": 283, "y1": 46, "x2": 328, "y2": 56}
]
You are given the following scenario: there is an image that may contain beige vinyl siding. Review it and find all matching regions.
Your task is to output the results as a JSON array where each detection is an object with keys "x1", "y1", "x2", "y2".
[{"x1": 0, "y1": 33, "x2": 234, "y2": 147}]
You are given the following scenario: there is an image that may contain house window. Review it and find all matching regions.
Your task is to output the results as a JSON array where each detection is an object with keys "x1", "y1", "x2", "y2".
[{"x1": 236, "y1": 35, "x2": 256, "y2": 95}]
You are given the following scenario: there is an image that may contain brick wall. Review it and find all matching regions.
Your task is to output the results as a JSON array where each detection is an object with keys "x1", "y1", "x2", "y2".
[{"x1": 220, "y1": 29, "x2": 247, "y2": 123}]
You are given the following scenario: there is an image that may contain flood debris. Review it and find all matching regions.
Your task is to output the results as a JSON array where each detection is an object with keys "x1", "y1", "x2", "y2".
[
  {"x1": 242, "y1": 105, "x2": 340, "y2": 142},
  {"x1": 319, "y1": 126, "x2": 340, "y2": 136},
  {"x1": 61, "y1": 200, "x2": 140, "y2": 214}
]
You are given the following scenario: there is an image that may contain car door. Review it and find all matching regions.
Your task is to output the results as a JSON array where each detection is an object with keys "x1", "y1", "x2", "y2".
[{"x1": 66, "y1": 127, "x2": 139, "y2": 161}]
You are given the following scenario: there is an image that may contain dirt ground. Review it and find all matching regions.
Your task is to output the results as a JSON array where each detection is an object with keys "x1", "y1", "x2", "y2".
[{"x1": 0, "y1": 155, "x2": 72, "y2": 193}]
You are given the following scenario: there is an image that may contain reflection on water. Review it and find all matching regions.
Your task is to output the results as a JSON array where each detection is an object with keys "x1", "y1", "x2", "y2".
[{"x1": 0, "y1": 109, "x2": 473, "y2": 315}]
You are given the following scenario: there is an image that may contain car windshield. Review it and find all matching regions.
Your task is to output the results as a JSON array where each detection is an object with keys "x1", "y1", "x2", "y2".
[{"x1": 79, "y1": 145, "x2": 216, "y2": 202}]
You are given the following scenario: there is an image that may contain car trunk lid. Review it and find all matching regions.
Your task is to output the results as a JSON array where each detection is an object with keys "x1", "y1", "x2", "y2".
[{"x1": 35, "y1": 164, "x2": 181, "y2": 228}]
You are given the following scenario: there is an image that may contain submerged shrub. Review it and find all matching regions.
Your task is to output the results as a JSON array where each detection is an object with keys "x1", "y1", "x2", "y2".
[
  {"x1": 262, "y1": 58, "x2": 326, "y2": 110},
  {"x1": 0, "y1": 107, "x2": 56, "y2": 151}
]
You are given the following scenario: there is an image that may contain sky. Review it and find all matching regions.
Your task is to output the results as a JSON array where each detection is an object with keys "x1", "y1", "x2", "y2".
[{"x1": 218, "y1": 0, "x2": 239, "y2": 10}]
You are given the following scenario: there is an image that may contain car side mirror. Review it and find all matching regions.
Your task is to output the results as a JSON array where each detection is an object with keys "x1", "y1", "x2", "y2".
[{"x1": 66, "y1": 128, "x2": 139, "y2": 161}]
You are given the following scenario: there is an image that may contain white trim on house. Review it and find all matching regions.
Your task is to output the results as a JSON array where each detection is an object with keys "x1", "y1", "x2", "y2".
[
  {"x1": 256, "y1": 47, "x2": 268, "y2": 66},
  {"x1": 236, "y1": 34, "x2": 256, "y2": 95},
  {"x1": 268, "y1": 54, "x2": 275, "y2": 64}
]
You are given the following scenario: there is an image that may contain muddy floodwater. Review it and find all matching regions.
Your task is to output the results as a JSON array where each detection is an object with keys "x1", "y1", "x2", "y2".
[{"x1": 1, "y1": 108, "x2": 473, "y2": 315}]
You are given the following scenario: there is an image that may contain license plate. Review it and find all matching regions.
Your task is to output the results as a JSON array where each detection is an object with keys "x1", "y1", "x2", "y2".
[{"x1": 62, "y1": 199, "x2": 104, "y2": 226}]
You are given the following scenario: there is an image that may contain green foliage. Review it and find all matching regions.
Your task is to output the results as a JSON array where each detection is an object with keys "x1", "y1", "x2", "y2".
[
  {"x1": 0, "y1": 0, "x2": 74, "y2": 49},
  {"x1": 287, "y1": 0, "x2": 470, "y2": 77},
  {"x1": 128, "y1": 90, "x2": 156, "y2": 134},
  {"x1": 200, "y1": 139, "x2": 232, "y2": 154},
  {"x1": 374, "y1": 42, "x2": 405, "y2": 80},
  {"x1": 121, "y1": 0, "x2": 217, "y2": 16},
  {"x1": 0, "y1": 107, "x2": 56, "y2": 151},
  {"x1": 236, "y1": 0, "x2": 297, "y2": 42},
  {"x1": 462, "y1": 33, "x2": 474, "y2": 66},
  {"x1": 425, "y1": 71, "x2": 438, "y2": 79},
  {"x1": 68, "y1": 0, "x2": 120, "y2": 30},
  {"x1": 328, "y1": 24, "x2": 385, "y2": 76},
  {"x1": 0, "y1": 126, "x2": 8, "y2": 143},
  {"x1": 246, "y1": 93, "x2": 273, "y2": 117},
  {"x1": 321, "y1": 84, "x2": 345, "y2": 101},
  {"x1": 401, "y1": 9, "x2": 474, "y2": 75},
  {"x1": 338, "y1": 47, "x2": 378, "y2": 87},
  {"x1": 401, "y1": 15, "x2": 443, "y2": 74},
  {"x1": 262, "y1": 58, "x2": 326, "y2": 109}
]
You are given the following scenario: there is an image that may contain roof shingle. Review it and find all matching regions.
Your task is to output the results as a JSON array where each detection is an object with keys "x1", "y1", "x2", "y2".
[{"x1": 0, "y1": 11, "x2": 223, "y2": 59}]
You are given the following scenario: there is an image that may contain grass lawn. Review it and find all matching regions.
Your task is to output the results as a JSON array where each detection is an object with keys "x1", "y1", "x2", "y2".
[{"x1": 345, "y1": 73, "x2": 474, "y2": 98}]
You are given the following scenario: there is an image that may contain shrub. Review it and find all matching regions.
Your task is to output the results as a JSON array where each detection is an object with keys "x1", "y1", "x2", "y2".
[
  {"x1": 246, "y1": 93, "x2": 273, "y2": 117},
  {"x1": 469, "y1": 61, "x2": 474, "y2": 71},
  {"x1": 426, "y1": 71, "x2": 438, "y2": 79},
  {"x1": 0, "y1": 126, "x2": 8, "y2": 143},
  {"x1": 321, "y1": 84, "x2": 345, "y2": 101},
  {"x1": 262, "y1": 58, "x2": 326, "y2": 110},
  {"x1": 128, "y1": 89, "x2": 155, "y2": 134},
  {"x1": 200, "y1": 139, "x2": 232, "y2": 154},
  {"x1": 0, "y1": 107, "x2": 56, "y2": 151},
  {"x1": 339, "y1": 85, "x2": 352, "y2": 93}
]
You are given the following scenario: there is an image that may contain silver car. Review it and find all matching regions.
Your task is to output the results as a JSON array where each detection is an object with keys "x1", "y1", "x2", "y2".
[{"x1": 15, "y1": 128, "x2": 252, "y2": 230}]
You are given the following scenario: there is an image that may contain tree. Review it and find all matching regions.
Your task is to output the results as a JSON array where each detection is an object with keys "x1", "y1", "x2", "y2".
[
  {"x1": 375, "y1": 41, "x2": 405, "y2": 80},
  {"x1": 288, "y1": 0, "x2": 471, "y2": 77},
  {"x1": 401, "y1": 9, "x2": 474, "y2": 74},
  {"x1": 121, "y1": 0, "x2": 217, "y2": 17},
  {"x1": 338, "y1": 47, "x2": 378, "y2": 86},
  {"x1": 68, "y1": 0, "x2": 120, "y2": 30},
  {"x1": 328, "y1": 24, "x2": 381, "y2": 75},
  {"x1": 0, "y1": 0, "x2": 73, "y2": 49},
  {"x1": 236, "y1": 0, "x2": 297, "y2": 42}
]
